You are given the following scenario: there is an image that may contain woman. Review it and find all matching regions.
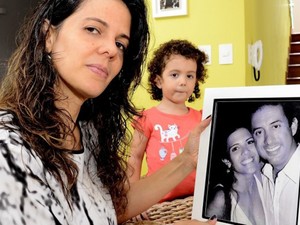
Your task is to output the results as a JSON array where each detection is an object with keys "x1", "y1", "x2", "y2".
[
  {"x1": 206, "y1": 127, "x2": 266, "y2": 225},
  {"x1": 0, "y1": 0, "x2": 214, "y2": 224}
]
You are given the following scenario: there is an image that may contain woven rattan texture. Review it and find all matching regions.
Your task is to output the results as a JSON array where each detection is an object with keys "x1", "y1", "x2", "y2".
[{"x1": 125, "y1": 196, "x2": 193, "y2": 225}]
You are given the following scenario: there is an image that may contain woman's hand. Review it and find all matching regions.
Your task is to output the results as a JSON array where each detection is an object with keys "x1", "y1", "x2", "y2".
[{"x1": 181, "y1": 116, "x2": 211, "y2": 169}]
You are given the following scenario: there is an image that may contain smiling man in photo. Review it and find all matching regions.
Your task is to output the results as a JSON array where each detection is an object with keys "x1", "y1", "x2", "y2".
[{"x1": 251, "y1": 102, "x2": 300, "y2": 225}]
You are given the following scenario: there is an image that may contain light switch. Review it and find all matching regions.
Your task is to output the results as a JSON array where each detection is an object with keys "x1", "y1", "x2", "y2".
[
  {"x1": 219, "y1": 43, "x2": 233, "y2": 64},
  {"x1": 198, "y1": 45, "x2": 211, "y2": 65}
]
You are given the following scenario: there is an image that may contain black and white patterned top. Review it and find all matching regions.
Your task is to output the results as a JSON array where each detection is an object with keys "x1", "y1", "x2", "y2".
[{"x1": 0, "y1": 112, "x2": 117, "y2": 225}]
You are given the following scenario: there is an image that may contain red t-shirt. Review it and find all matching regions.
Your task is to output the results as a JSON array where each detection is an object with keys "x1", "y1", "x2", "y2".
[{"x1": 134, "y1": 107, "x2": 202, "y2": 202}]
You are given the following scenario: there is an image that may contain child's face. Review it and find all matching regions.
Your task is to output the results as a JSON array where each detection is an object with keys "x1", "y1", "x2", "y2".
[{"x1": 155, "y1": 54, "x2": 197, "y2": 104}]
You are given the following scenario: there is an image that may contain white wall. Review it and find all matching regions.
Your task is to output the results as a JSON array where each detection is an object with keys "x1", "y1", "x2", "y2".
[{"x1": 292, "y1": 0, "x2": 300, "y2": 33}]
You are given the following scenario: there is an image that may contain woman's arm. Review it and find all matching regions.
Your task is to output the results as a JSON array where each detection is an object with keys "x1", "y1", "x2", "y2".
[
  {"x1": 127, "y1": 129, "x2": 148, "y2": 182},
  {"x1": 118, "y1": 117, "x2": 211, "y2": 223},
  {"x1": 206, "y1": 188, "x2": 227, "y2": 219}
]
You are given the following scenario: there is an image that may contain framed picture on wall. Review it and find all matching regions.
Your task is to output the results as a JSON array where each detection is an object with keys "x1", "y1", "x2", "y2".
[
  {"x1": 152, "y1": 0, "x2": 187, "y2": 18},
  {"x1": 192, "y1": 85, "x2": 300, "y2": 225}
]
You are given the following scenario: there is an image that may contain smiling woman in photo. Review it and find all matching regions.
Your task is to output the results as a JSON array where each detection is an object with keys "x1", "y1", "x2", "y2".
[{"x1": 206, "y1": 123, "x2": 266, "y2": 225}]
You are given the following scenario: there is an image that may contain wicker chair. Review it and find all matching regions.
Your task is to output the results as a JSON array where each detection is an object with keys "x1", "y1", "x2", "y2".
[{"x1": 125, "y1": 196, "x2": 193, "y2": 225}]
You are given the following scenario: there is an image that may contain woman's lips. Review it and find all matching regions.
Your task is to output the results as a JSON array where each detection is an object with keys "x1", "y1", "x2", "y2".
[{"x1": 87, "y1": 64, "x2": 108, "y2": 78}]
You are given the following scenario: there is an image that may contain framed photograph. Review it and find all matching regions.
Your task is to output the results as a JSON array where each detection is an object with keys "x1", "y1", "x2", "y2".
[
  {"x1": 192, "y1": 85, "x2": 300, "y2": 225},
  {"x1": 152, "y1": 0, "x2": 187, "y2": 18}
]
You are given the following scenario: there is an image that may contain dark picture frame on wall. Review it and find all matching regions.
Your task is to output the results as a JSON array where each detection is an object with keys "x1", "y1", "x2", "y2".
[
  {"x1": 192, "y1": 85, "x2": 300, "y2": 225},
  {"x1": 152, "y1": 0, "x2": 187, "y2": 18}
]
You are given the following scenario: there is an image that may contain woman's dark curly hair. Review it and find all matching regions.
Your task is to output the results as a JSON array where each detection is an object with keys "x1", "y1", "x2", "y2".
[
  {"x1": 147, "y1": 39, "x2": 208, "y2": 102},
  {"x1": 0, "y1": 0, "x2": 149, "y2": 216}
]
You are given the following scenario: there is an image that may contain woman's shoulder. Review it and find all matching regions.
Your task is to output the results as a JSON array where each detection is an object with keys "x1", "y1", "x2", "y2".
[
  {"x1": 211, "y1": 185, "x2": 226, "y2": 203},
  {"x1": 0, "y1": 111, "x2": 24, "y2": 150},
  {"x1": 0, "y1": 139, "x2": 64, "y2": 224},
  {"x1": 0, "y1": 110, "x2": 14, "y2": 123},
  {"x1": 0, "y1": 110, "x2": 42, "y2": 177}
]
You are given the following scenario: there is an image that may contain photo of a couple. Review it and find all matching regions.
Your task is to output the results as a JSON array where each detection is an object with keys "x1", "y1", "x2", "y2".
[{"x1": 203, "y1": 99, "x2": 300, "y2": 225}]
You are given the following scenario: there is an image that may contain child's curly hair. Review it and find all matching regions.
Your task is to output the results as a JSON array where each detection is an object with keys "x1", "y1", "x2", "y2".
[{"x1": 147, "y1": 39, "x2": 208, "y2": 102}]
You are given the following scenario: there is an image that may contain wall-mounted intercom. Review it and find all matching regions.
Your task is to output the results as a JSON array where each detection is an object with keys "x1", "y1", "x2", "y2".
[{"x1": 248, "y1": 40, "x2": 263, "y2": 81}]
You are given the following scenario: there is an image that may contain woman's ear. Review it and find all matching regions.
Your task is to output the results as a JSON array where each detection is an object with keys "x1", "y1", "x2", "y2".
[
  {"x1": 221, "y1": 159, "x2": 232, "y2": 169},
  {"x1": 154, "y1": 75, "x2": 162, "y2": 89},
  {"x1": 43, "y1": 19, "x2": 56, "y2": 53}
]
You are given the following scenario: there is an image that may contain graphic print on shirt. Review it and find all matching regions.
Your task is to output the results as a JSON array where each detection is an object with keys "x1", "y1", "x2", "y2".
[
  {"x1": 154, "y1": 124, "x2": 185, "y2": 161},
  {"x1": 154, "y1": 124, "x2": 180, "y2": 142},
  {"x1": 159, "y1": 146, "x2": 167, "y2": 161}
]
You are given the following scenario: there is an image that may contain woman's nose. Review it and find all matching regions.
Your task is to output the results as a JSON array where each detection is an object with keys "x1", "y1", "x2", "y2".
[
  {"x1": 99, "y1": 39, "x2": 118, "y2": 59},
  {"x1": 242, "y1": 146, "x2": 251, "y2": 155}
]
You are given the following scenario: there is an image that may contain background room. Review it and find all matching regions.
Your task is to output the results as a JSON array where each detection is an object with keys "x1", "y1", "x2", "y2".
[{"x1": 0, "y1": 0, "x2": 299, "y2": 176}]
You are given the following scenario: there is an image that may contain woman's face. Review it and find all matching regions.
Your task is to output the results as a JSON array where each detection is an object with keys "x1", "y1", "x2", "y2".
[
  {"x1": 227, "y1": 128, "x2": 260, "y2": 175},
  {"x1": 46, "y1": 0, "x2": 131, "y2": 104}
]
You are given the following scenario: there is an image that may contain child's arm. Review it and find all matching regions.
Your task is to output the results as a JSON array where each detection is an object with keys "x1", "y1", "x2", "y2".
[{"x1": 127, "y1": 129, "x2": 148, "y2": 182}]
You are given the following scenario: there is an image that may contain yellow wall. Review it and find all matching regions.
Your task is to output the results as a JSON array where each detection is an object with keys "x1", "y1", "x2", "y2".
[
  {"x1": 131, "y1": 0, "x2": 291, "y2": 175},
  {"x1": 133, "y1": 0, "x2": 291, "y2": 111},
  {"x1": 133, "y1": 0, "x2": 247, "y2": 111},
  {"x1": 245, "y1": 0, "x2": 291, "y2": 86}
]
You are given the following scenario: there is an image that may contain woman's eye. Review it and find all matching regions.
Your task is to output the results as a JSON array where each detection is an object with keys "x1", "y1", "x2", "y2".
[
  {"x1": 230, "y1": 146, "x2": 239, "y2": 153},
  {"x1": 116, "y1": 42, "x2": 126, "y2": 52},
  {"x1": 171, "y1": 73, "x2": 178, "y2": 77},
  {"x1": 247, "y1": 139, "x2": 254, "y2": 145},
  {"x1": 187, "y1": 74, "x2": 194, "y2": 79},
  {"x1": 85, "y1": 27, "x2": 100, "y2": 34}
]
